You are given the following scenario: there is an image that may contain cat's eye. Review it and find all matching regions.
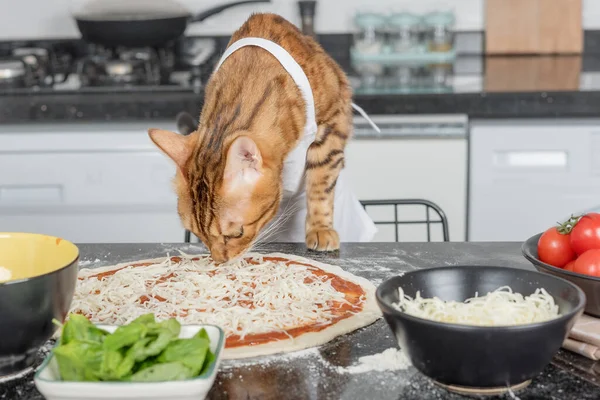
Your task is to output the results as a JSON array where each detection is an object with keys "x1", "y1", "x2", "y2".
[{"x1": 224, "y1": 226, "x2": 244, "y2": 242}]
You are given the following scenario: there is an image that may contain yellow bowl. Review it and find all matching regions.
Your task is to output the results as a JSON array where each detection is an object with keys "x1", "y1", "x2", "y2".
[
  {"x1": 0, "y1": 232, "x2": 79, "y2": 283},
  {"x1": 0, "y1": 232, "x2": 79, "y2": 378}
]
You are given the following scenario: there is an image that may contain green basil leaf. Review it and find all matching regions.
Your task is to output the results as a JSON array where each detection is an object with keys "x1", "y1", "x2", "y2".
[
  {"x1": 61, "y1": 314, "x2": 108, "y2": 346},
  {"x1": 159, "y1": 318, "x2": 181, "y2": 336},
  {"x1": 98, "y1": 349, "x2": 123, "y2": 380},
  {"x1": 157, "y1": 338, "x2": 209, "y2": 376},
  {"x1": 103, "y1": 323, "x2": 147, "y2": 352},
  {"x1": 113, "y1": 337, "x2": 153, "y2": 379},
  {"x1": 130, "y1": 313, "x2": 156, "y2": 326},
  {"x1": 53, "y1": 341, "x2": 103, "y2": 382},
  {"x1": 135, "y1": 318, "x2": 181, "y2": 359},
  {"x1": 132, "y1": 356, "x2": 159, "y2": 375},
  {"x1": 193, "y1": 328, "x2": 210, "y2": 341},
  {"x1": 128, "y1": 361, "x2": 194, "y2": 382},
  {"x1": 200, "y1": 349, "x2": 216, "y2": 375}
]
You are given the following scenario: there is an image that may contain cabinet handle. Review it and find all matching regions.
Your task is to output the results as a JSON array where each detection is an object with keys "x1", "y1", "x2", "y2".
[{"x1": 493, "y1": 151, "x2": 567, "y2": 169}]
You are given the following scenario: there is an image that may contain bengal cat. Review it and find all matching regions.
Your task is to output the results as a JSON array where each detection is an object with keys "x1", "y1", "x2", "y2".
[{"x1": 149, "y1": 13, "x2": 354, "y2": 262}]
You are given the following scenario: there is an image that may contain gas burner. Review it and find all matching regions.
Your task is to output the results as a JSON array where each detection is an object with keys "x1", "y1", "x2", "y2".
[
  {"x1": 0, "y1": 45, "x2": 68, "y2": 89},
  {"x1": 77, "y1": 46, "x2": 173, "y2": 87},
  {"x1": 13, "y1": 47, "x2": 51, "y2": 83},
  {"x1": 79, "y1": 58, "x2": 159, "y2": 86},
  {"x1": 8, "y1": 46, "x2": 60, "y2": 87},
  {"x1": 0, "y1": 59, "x2": 29, "y2": 88}
]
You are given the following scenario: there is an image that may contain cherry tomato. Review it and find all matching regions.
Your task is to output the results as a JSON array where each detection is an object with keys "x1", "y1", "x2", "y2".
[
  {"x1": 564, "y1": 260, "x2": 575, "y2": 271},
  {"x1": 537, "y1": 227, "x2": 576, "y2": 268},
  {"x1": 570, "y1": 213, "x2": 600, "y2": 255},
  {"x1": 572, "y1": 249, "x2": 600, "y2": 277}
]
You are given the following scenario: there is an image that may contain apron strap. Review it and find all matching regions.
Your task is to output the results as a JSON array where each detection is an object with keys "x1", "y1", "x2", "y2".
[
  {"x1": 214, "y1": 37, "x2": 318, "y2": 134},
  {"x1": 214, "y1": 37, "x2": 380, "y2": 135},
  {"x1": 352, "y1": 103, "x2": 381, "y2": 133}
]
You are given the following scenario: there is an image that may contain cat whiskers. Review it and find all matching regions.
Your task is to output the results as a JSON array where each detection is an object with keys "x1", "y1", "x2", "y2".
[
  {"x1": 254, "y1": 197, "x2": 298, "y2": 242},
  {"x1": 254, "y1": 216, "x2": 299, "y2": 248},
  {"x1": 251, "y1": 197, "x2": 303, "y2": 251},
  {"x1": 252, "y1": 213, "x2": 293, "y2": 248}
]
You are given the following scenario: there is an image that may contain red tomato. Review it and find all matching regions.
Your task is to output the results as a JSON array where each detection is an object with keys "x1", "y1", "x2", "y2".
[
  {"x1": 570, "y1": 213, "x2": 600, "y2": 255},
  {"x1": 537, "y1": 227, "x2": 576, "y2": 268},
  {"x1": 564, "y1": 260, "x2": 575, "y2": 271},
  {"x1": 573, "y1": 249, "x2": 600, "y2": 277}
]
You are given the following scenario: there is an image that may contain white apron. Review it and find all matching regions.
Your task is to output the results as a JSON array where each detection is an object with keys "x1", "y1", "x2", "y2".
[{"x1": 214, "y1": 37, "x2": 377, "y2": 243}]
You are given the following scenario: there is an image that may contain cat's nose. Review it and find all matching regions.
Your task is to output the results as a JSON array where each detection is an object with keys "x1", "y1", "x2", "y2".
[{"x1": 210, "y1": 248, "x2": 229, "y2": 264}]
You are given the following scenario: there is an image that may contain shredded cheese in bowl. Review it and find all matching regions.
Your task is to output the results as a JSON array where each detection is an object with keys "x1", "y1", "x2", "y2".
[{"x1": 391, "y1": 286, "x2": 560, "y2": 326}]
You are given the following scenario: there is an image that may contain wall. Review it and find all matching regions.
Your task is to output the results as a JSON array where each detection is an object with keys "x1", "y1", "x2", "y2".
[{"x1": 1, "y1": 0, "x2": 598, "y2": 40}]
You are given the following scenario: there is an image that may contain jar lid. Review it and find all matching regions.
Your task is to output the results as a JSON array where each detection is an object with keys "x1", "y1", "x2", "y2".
[
  {"x1": 354, "y1": 12, "x2": 386, "y2": 29},
  {"x1": 423, "y1": 11, "x2": 455, "y2": 27},
  {"x1": 388, "y1": 12, "x2": 421, "y2": 28}
]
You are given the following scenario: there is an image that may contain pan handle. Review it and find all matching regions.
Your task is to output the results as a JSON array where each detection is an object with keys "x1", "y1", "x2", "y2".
[{"x1": 190, "y1": 0, "x2": 271, "y2": 23}]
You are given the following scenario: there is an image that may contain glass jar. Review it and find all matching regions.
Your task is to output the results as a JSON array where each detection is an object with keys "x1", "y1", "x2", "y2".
[
  {"x1": 353, "y1": 13, "x2": 386, "y2": 55},
  {"x1": 428, "y1": 62, "x2": 453, "y2": 88},
  {"x1": 387, "y1": 12, "x2": 421, "y2": 53},
  {"x1": 354, "y1": 61, "x2": 384, "y2": 92},
  {"x1": 389, "y1": 64, "x2": 416, "y2": 88},
  {"x1": 423, "y1": 11, "x2": 455, "y2": 52}
]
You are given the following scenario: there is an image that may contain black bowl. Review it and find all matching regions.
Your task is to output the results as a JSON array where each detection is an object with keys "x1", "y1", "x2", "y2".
[
  {"x1": 0, "y1": 233, "x2": 79, "y2": 377},
  {"x1": 376, "y1": 266, "x2": 585, "y2": 389},
  {"x1": 523, "y1": 232, "x2": 600, "y2": 317}
]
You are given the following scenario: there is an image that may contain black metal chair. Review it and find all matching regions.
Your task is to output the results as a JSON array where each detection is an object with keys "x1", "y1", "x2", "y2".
[
  {"x1": 184, "y1": 198, "x2": 449, "y2": 243},
  {"x1": 359, "y1": 199, "x2": 450, "y2": 242}
]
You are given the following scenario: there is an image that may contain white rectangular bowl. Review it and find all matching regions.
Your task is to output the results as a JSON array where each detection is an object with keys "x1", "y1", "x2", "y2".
[{"x1": 34, "y1": 324, "x2": 224, "y2": 400}]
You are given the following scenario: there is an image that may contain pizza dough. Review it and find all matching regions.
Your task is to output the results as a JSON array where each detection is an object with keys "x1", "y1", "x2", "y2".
[{"x1": 70, "y1": 253, "x2": 382, "y2": 359}]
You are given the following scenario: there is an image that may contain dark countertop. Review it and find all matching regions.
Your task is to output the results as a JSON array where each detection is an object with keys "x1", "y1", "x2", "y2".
[
  {"x1": 1, "y1": 242, "x2": 599, "y2": 400},
  {"x1": 5, "y1": 87, "x2": 600, "y2": 124},
  {"x1": 3, "y1": 33, "x2": 600, "y2": 124}
]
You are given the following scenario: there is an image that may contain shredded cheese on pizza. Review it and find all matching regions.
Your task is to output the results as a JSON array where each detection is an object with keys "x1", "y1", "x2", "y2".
[{"x1": 71, "y1": 253, "x2": 355, "y2": 339}]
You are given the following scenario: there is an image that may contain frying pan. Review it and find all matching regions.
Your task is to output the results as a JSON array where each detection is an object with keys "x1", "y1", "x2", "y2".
[{"x1": 73, "y1": 0, "x2": 271, "y2": 47}]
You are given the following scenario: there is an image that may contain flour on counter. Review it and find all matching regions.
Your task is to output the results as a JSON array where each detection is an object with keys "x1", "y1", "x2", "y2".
[
  {"x1": 221, "y1": 347, "x2": 321, "y2": 369},
  {"x1": 336, "y1": 347, "x2": 411, "y2": 374},
  {"x1": 78, "y1": 258, "x2": 101, "y2": 266}
]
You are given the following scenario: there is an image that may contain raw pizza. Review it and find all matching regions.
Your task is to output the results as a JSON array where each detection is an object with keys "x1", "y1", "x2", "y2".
[{"x1": 70, "y1": 252, "x2": 381, "y2": 359}]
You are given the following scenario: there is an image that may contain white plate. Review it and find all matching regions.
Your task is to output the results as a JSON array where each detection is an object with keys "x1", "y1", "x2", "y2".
[{"x1": 34, "y1": 324, "x2": 224, "y2": 400}]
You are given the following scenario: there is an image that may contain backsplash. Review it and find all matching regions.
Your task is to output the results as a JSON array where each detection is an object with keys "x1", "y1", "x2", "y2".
[
  {"x1": 0, "y1": 0, "x2": 512, "y2": 40},
  {"x1": 2, "y1": 0, "x2": 600, "y2": 41}
]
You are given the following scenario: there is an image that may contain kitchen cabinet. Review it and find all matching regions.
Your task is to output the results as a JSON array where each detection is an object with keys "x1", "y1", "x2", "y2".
[
  {"x1": 469, "y1": 118, "x2": 600, "y2": 242},
  {"x1": 0, "y1": 122, "x2": 184, "y2": 243},
  {"x1": 0, "y1": 120, "x2": 467, "y2": 243}
]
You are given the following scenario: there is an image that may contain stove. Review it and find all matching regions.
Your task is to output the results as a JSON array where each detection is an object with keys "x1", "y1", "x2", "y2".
[{"x1": 0, "y1": 38, "x2": 220, "y2": 94}]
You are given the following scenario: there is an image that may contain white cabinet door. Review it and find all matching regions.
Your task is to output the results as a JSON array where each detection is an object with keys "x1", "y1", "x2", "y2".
[
  {"x1": 0, "y1": 122, "x2": 184, "y2": 243},
  {"x1": 469, "y1": 119, "x2": 600, "y2": 242},
  {"x1": 344, "y1": 138, "x2": 467, "y2": 242}
]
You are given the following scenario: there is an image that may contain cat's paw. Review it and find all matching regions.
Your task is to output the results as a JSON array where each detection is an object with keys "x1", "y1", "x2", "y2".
[{"x1": 305, "y1": 229, "x2": 340, "y2": 252}]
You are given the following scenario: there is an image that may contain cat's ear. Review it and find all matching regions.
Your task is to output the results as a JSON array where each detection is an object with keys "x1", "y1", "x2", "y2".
[
  {"x1": 223, "y1": 136, "x2": 263, "y2": 192},
  {"x1": 148, "y1": 129, "x2": 191, "y2": 170}
]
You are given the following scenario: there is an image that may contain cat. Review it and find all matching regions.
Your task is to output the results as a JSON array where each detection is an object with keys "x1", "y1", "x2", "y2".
[{"x1": 149, "y1": 13, "x2": 375, "y2": 262}]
